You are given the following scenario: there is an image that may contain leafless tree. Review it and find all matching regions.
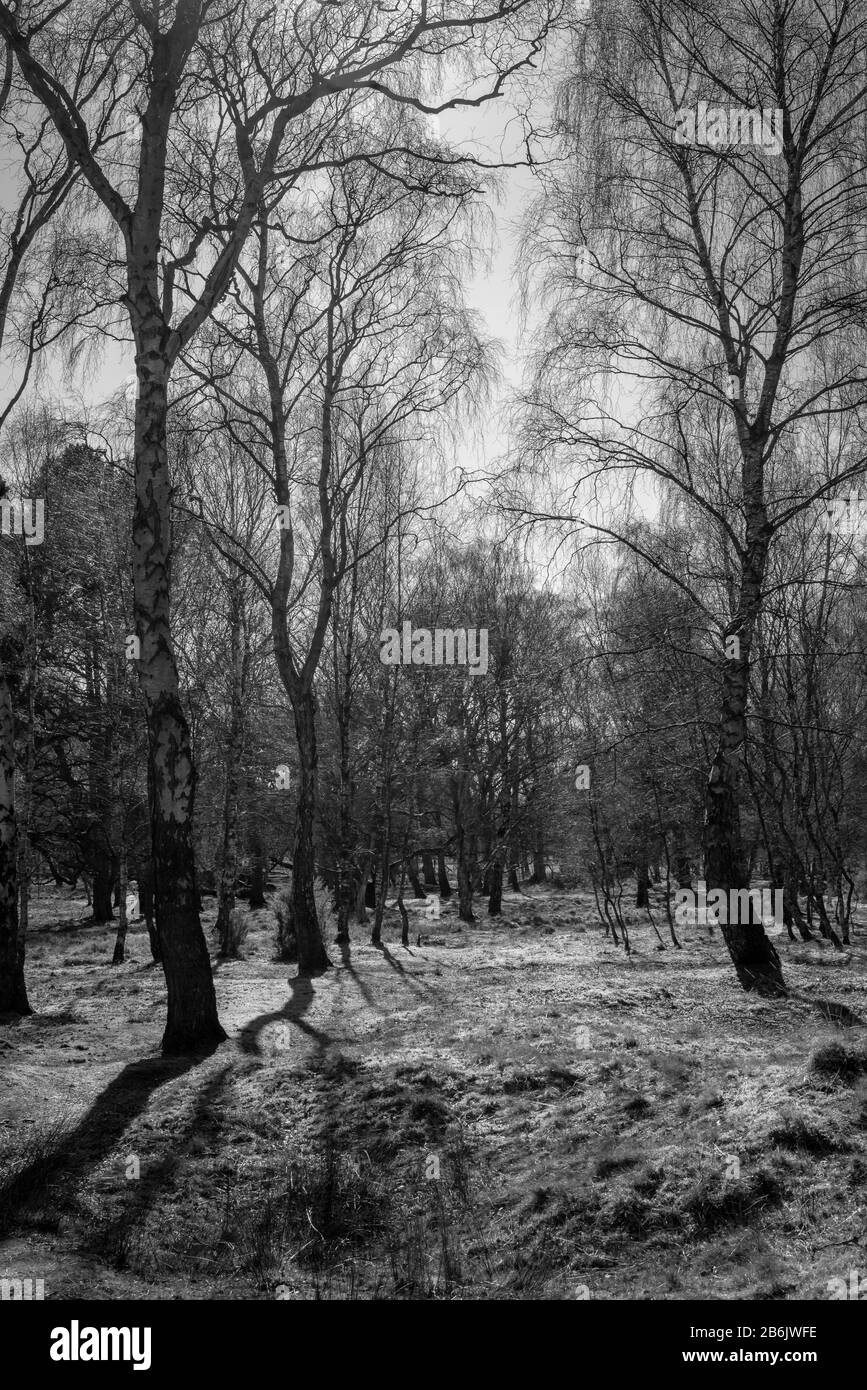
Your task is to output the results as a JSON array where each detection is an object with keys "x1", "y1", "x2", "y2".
[{"x1": 0, "y1": 0, "x2": 555, "y2": 1048}]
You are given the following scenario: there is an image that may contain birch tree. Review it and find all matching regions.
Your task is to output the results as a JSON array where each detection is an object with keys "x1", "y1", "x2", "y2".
[
  {"x1": 513, "y1": 0, "x2": 867, "y2": 996},
  {"x1": 0, "y1": 0, "x2": 554, "y2": 1047}
]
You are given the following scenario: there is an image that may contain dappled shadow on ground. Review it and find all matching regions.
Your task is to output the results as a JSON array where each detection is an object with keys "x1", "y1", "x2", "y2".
[
  {"x1": 8, "y1": 888, "x2": 867, "y2": 1299},
  {"x1": 0, "y1": 1050, "x2": 218, "y2": 1234},
  {"x1": 81, "y1": 1062, "x2": 235, "y2": 1262}
]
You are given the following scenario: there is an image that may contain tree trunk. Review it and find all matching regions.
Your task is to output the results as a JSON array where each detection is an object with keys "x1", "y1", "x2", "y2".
[
  {"x1": 784, "y1": 869, "x2": 812, "y2": 941},
  {"x1": 112, "y1": 844, "x2": 129, "y2": 965},
  {"x1": 421, "y1": 850, "x2": 436, "y2": 887},
  {"x1": 397, "y1": 857, "x2": 409, "y2": 948},
  {"x1": 488, "y1": 745, "x2": 510, "y2": 918},
  {"x1": 481, "y1": 824, "x2": 494, "y2": 898},
  {"x1": 92, "y1": 858, "x2": 115, "y2": 923},
  {"x1": 132, "y1": 359, "x2": 224, "y2": 1052},
  {"x1": 372, "y1": 715, "x2": 394, "y2": 945},
  {"x1": 333, "y1": 596, "x2": 356, "y2": 944},
  {"x1": 812, "y1": 890, "x2": 842, "y2": 949},
  {"x1": 16, "y1": 631, "x2": 35, "y2": 1001},
  {"x1": 0, "y1": 669, "x2": 30, "y2": 1015},
  {"x1": 456, "y1": 827, "x2": 476, "y2": 923},
  {"x1": 704, "y1": 624, "x2": 785, "y2": 997},
  {"x1": 335, "y1": 750, "x2": 352, "y2": 942},
  {"x1": 457, "y1": 850, "x2": 474, "y2": 922},
  {"x1": 372, "y1": 836, "x2": 390, "y2": 946},
  {"x1": 408, "y1": 855, "x2": 426, "y2": 899},
  {"x1": 531, "y1": 826, "x2": 546, "y2": 884},
  {"x1": 437, "y1": 848, "x2": 452, "y2": 899},
  {"x1": 86, "y1": 643, "x2": 115, "y2": 923},
  {"x1": 507, "y1": 777, "x2": 521, "y2": 894},
  {"x1": 635, "y1": 840, "x2": 650, "y2": 908},
  {"x1": 452, "y1": 773, "x2": 476, "y2": 923},
  {"x1": 137, "y1": 861, "x2": 160, "y2": 961},
  {"x1": 672, "y1": 825, "x2": 691, "y2": 889},
  {"x1": 356, "y1": 855, "x2": 370, "y2": 923},
  {"x1": 290, "y1": 692, "x2": 330, "y2": 972},
  {"x1": 248, "y1": 832, "x2": 267, "y2": 909},
  {"x1": 216, "y1": 589, "x2": 245, "y2": 958},
  {"x1": 216, "y1": 775, "x2": 240, "y2": 954},
  {"x1": 488, "y1": 860, "x2": 503, "y2": 916}
]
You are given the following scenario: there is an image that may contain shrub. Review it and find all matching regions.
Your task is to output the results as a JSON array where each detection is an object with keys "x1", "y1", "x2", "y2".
[
  {"x1": 313, "y1": 876, "x2": 337, "y2": 937},
  {"x1": 768, "y1": 1108, "x2": 849, "y2": 1154},
  {"x1": 0, "y1": 1109, "x2": 78, "y2": 1234},
  {"x1": 809, "y1": 1040, "x2": 867, "y2": 1081},
  {"x1": 217, "y1": 906, "x2": 250, "y2": 958},
  {"x1": 683, "y1": 1164, "x2": 785, "y2": 1234},
  {"x1": 274, "y1": 888, "x2": 296, "y2": 962}
]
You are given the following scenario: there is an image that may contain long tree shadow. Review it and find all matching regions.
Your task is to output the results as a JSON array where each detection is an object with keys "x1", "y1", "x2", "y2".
[
  {"x1": 372, "y1": 939, "x2": 441, "y2": 1001},
  {"x1": 340, "y1": 935, "x2": 440, "y2": 1007},
  {"x1": 373, "y1": 940, "x2": 410, "y2": 974},
  {"x1": 0, "y1": 1047, "x2": 220, "y2": 1235},
  {"x1": 238, "y1": 974, "x2": 334, "y2": 1059},
  {"x1": 82, "y1": 1061, "x2": 235, "y2": 1262},
  {"x1": 334, "y1": 939, "x2": 382, "y2": 1013}
]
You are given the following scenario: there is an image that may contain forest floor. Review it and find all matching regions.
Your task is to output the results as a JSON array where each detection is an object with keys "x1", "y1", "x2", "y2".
[{"x1": 2, "y1": 880, "x2": 867, "y2": 1301}]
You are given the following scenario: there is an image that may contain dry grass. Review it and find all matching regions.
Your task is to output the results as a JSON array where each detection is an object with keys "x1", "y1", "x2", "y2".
[{"x1": 2, "y1": 880, "x2": 867, "y2": 1299}]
